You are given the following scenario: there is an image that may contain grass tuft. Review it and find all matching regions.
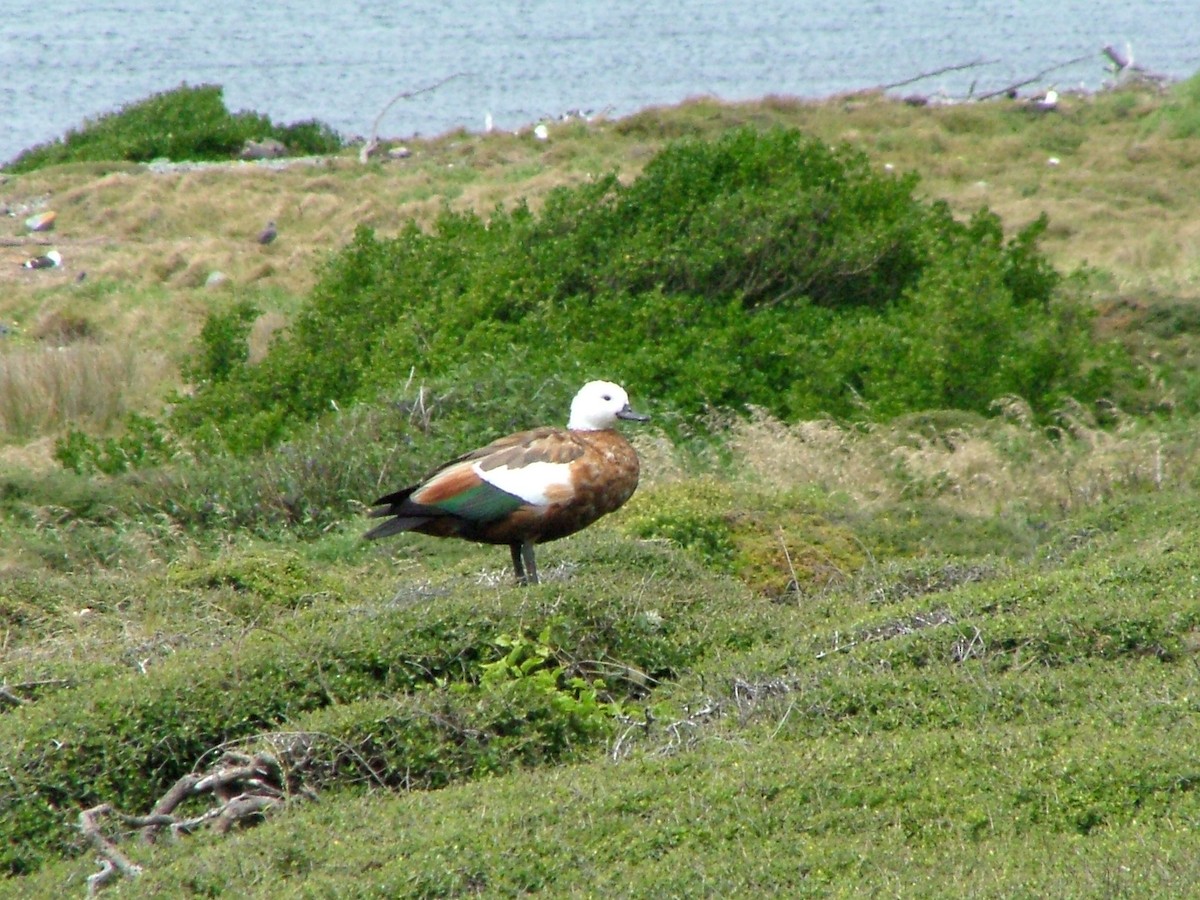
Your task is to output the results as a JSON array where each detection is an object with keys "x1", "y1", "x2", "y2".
[{"x1": 0, "y1": 343, "x2": 168, "y2": 440}]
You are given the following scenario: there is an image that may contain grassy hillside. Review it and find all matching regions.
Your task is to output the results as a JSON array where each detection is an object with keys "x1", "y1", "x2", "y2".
[{"x1": 3, "y1": 78, "x2": 1200, "y2": 897}]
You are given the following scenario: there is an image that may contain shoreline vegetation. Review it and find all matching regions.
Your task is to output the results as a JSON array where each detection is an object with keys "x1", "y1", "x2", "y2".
[{"x1": 2, "y1": 69, "x2": 1200, "y2": 896}]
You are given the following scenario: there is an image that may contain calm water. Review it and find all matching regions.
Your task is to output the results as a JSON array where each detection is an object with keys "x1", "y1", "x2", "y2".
[{"x1": 2, "y1": 1, "x2": 1197, "y2": 164}]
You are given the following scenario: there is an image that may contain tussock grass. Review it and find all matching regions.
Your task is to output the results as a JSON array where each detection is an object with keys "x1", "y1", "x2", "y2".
[
  {"x1": 0, "y1": 342, "x2": 168, "y2": 439},
  {"x1": 730, "y1": 400, "x2": 1172, "y2": 518}
]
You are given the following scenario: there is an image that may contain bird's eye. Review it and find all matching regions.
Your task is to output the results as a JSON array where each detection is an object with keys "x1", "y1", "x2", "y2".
[{"x1": 602, "y1": 394, "x2": 612, "y2": 401}]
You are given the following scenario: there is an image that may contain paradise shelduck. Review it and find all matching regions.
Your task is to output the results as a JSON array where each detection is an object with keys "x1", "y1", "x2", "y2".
[
  {"x1": 21, "y1": 249, "x2": 62, "y2": 269},
  {"x1": 365, "y1": 380, "x2": 649, "y2": 584},
  {"x1": 24, "y1": 210, "x2": 56, "y2": 232}
]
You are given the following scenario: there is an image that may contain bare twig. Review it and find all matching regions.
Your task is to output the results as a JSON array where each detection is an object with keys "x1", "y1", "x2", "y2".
[
  {"x1": 769, "y1": 700, "x2": 796, "y2": 740},
  {"x1": 79, "y1": 805, "x2": 143, "y2": 897},
  {"x1": 777, "y1": 527, "x2": 801, "y2": 601},
  {"x1": 814, "y1": 631, "x2": 861, "y2": 660},
  {"x1": 360, "y1": 73, "x2": 470, "y2": 163},
  {"x1": 973, "y1": 53, "x2": 1092, "y2": 101},
  {"x1": 0, "y1": 686, "x2": 26, "y2": 707},
  {"x1": 875, "y1": 58, "x2": 997, "y2": 92},
  {"x1": 610, "y1": 707, "x2": 655, "y2": 761},
  {"x1": 78, "y1": 747, "x2": 312, "y2": 893}
]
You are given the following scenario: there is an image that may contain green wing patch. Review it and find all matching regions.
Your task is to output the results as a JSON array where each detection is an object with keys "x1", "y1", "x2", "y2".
[{"x1": 433, "y1": 481, "x2": 525, "y2": 521}]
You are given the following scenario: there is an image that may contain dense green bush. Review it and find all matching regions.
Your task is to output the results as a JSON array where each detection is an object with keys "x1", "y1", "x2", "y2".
[
  {"x1": 182, "y1": 299, "x2": 261, "y2": 385},
  {"x1": 166, "y1": 125, "x2": 1127, "y2": 459},
  {"x1": 4, "y1": 84, "x2": 342, "y2": 172}
]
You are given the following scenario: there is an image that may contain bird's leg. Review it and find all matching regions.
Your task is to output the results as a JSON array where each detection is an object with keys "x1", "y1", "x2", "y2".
[
  {"x1": 521, "y1": 541, "x2": 539, "y2": 586},
  {"x1": 510, "y1": 542, "x2": 529, "y2": 585}
]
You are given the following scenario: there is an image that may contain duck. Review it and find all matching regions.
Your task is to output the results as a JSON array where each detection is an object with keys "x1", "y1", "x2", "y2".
[
  {"x1": 365, "y1": 380, "x2": 648, "y2": 584},
  {"x1": 21, "y1": 249, "x2": 62, "y2": 269},
  {"x1": 256, "y1": 220, "x2": 278, "y2": 245}
]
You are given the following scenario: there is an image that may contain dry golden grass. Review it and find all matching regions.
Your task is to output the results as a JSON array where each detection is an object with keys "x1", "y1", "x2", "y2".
[
  {"x1": 0, "y1": 341, "x2": 170, "y2": 439},
  {"x1": 4, "y1": 90, "x2": 1196, "y2": 295},
  {"x1": 729, "y1": 400, "x2": 1174, "y2": 518}
]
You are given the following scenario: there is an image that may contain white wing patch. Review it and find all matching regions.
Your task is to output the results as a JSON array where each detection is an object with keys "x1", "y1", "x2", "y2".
[{"x1": 475, "y1": 459, "x2": 574, "y2": 506}]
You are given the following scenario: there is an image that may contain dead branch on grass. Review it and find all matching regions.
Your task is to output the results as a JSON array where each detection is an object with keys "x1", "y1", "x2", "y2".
[
  {"x1": 76, "y1": 734, "x2": 372, "y2": 894},
  {"x1": 359, "y1": 73, "x2": 470, "y2": 163},
  {"x1": 972, "y1": 53, "x2": 1092, "y2": 101},
  {"x1": 1102, "y1": 43, "x2": 1172, "y2": 87},
  {"x1": 79, "y1": 804, "x2": 143, "y2": 897},
  {"x1": 880, "y1": 47, "x2": 1167, "y2": 106}
]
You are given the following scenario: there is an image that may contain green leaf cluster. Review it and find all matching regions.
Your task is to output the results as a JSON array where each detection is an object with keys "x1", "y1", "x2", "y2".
[
  {"x1": 4, "y1": 84, "x2": 342, "y2": 172},
  {"x1": 168, "y1": 125, "x2": 1125, "y2": 457},
  {"x1": 52, "y1": 413, "x2": 179, "y2": 475}
]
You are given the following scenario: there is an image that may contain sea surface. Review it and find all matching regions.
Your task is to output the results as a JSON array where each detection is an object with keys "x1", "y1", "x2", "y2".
[{"x1": 2, "y1": 1, "x2": 1198, "y2": 164}]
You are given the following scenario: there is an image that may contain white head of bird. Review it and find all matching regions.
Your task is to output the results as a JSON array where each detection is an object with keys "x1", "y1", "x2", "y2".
[{"x1": 567, "y1": 381, "x2": 647, "y2": 431}]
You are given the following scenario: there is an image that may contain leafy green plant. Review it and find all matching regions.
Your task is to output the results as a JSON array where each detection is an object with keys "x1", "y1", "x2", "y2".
[
  {"x1": 4, "y1": 84, "x2": 343, "y2": 172},
  {"x1": 53, "y1": 412, "x2": 179, "y2": 475},
  {"x1": 183, "y1": 299, "x2": 261, "y2": 385},
  {"x1": 479, "y1": 628, "x2": 619, "y2": 739},
  {"x1": 164, "y1": 125, "x2": 1128, "y2": 457}
]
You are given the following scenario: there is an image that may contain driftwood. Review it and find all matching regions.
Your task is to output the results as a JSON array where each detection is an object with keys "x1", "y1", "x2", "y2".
[
  {"x1": 1102, "y1": 44, "x2": 1133, "y2": 72},
  {"x1": 359, "y1": 72, "x2": 469, "y2": 163},
  {"x1": 876, "y1": 46, "x2": 1169, "y2": 106},
  {"x1": 972, "y1": 53, "x2": 1092, "y2": 101},
  {"x1": 1102, "y1": 43, "x2": 1171, "y2": 87},
  {"x1": 73, "y1": 730, "x2": 385, "y2": 894},
  {"x1": 79, "y1": 805, "x2": 143, "y2": 897},
  {"x1": 77, "y1": 750, "x2": 299, "y2": 895},
  {"x1": 874, "y1": 58, "x2": 997, "y2": 93}
]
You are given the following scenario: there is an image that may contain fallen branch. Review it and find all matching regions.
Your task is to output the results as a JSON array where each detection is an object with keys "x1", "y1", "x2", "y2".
[
  {"x1": 78, "y1": 749, "x2": 309, "y2": 894},
  {"x1": 1102, "y1": 43, "x2": 1172, "y2": 87},
  {"x1": 78, "y1": 805, "x2": 143, "y2": 897},
  {"x1": 140, "y1": 772, "x2": 202, "y2": 843},
  {"x1": 359, "y1": 73, "x2": 470, "y2": 163},
  {"x1": 1102, "y1": 43, "x2": 1132, "y2": 72},
  {"x1": 875, "y1": 58, "x2": 997, "y2": 93},
  {"x1": 0, "y1": 686, "x2": 26, "y2": 707},
  {"x1": 973, "y1": 53, "x2": 1092, "y2": 101}
]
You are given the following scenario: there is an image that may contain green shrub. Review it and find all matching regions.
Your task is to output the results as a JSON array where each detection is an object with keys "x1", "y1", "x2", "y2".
[
  {"x1": 160, "y1": 125, "x2": 1126, "y2": 459},
  {"x1": 184, "y1": 299, "x2": 261, "y2": 385},
  {"x1": 1147, "y1": 70, "x2": 1200, "y2": 138},
  {"x1": 4, "y1": 84, "x2": 343, "y2": 172},
  {"x1": 53, "y1": 412, "x2": 179, "y2": 475},
  {"x1": 274, "y1": 118, "x2": 344, "y2": 156}
]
